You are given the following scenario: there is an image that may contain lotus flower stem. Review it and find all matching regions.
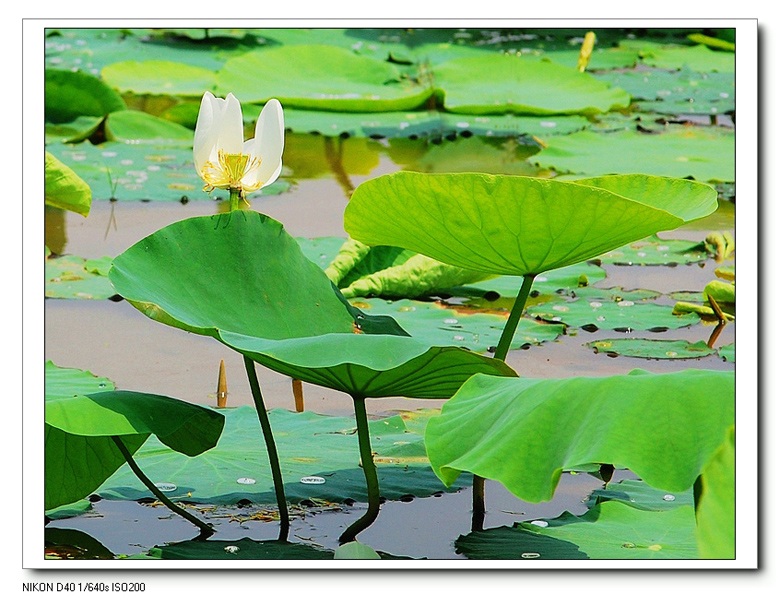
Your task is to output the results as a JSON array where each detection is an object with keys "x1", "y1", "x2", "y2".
[
  {"x1": 228, "y1": 188, "x2": 241, "y2": 212},
  {"x1": 339, "y1": 396, "x2": 381, "y2": 544},
  {"x1": 493, "y1": 273, "x2": 537, "y2": 362},
  {"x1": 243, "y1": 355, "x2": 290, "y2": 542},
  {"x1": 473, "y1": 273, "x2": 537, "y2": 530},
  {"x1": 110, "y1": 436, "x2": 214, "y2": 538}
]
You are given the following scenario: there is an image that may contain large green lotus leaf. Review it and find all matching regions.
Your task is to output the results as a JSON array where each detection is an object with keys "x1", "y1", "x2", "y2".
[
  {"x1": 44, "y1": 360, "x2": 115, "y2": 402},
  {"x1": 101, "y1": 60, "x2": 216, "y2": 96},
  {"x1": 587, "y1": 338, "x2": 715, "y2": 360},
  {"x1": 345, "y1": 172, "x2": 718, "y2": 276},
  {"x1": 104, "y1": 110, "x2": 195, "y2": 145},
  {"x1": 432, "y1": 54, "x2": 630, "y2": 115},
  {"x1": 215, "y1": 45, "x2": 432, "y2": 111},
  {"x1": 45, "y1": 68, "x2": 127, "y2": 124},
  {"x1": 425, "y1": 369, "x2": 735, "y2": 503},
  {"x1": 528, "y1": 298, "x2": 700, "y2": 332},
  {"x1": 350, "y1": 298, "x2": 563, "y2": 353},
  {"x1": 533, "y1": 128, "x2": 736, "y2": 182},
  {"x1": 45, "y1": 255, "x2": 115, "y2": 300},
  {"x1": 44, "y1": 151, "x2": 92, "y2": 216},
  {"x1": 220, "y1": 331, "x2": 517, "y2": 399},
  {"x1": 109, "y1": 211, "x2": 355, "y2": 339},
  {"x1": 97, "y1": 407, "x2": 469, "y2": 505},
  {"x1": 45, "y1": 391, "x2": 224, "y2": 511},
  {"x1": 45, "y1": 425, "x2": 147, "y2": 512},
  {"x1": 456, "y1": 501, "x2": 698, "y2": 560},
  {"x1": 696, "y1": 425, "x2": 736, "y2": 558},
  {"x1": 46, "y1": 390, "x2": 225, "y2": 454}
]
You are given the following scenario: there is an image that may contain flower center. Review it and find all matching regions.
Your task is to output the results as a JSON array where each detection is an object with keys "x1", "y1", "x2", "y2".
[{"x1": 201, "y1": 151, "x2": 261, "y2": 192}]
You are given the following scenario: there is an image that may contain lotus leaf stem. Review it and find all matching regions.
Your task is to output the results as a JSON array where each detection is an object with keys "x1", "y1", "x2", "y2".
[
  {"x1": 471, "y1": 476, "x2": 486, "y2": 531},
  {"x1": 110, "y1": 436, "x2": 214, "y2": 539},
  {"x1": 339, "y1": 396, "x2": 381, "y2": 544},
  {"x1": 472, "y1": 273, "x2": 537, "y2": 530},
  {"x1": 243, "y1": 355, "x2": 290, "y2": 542},
  {"x1": 493, "y1": 273, "x2": 537, "y2": 362}
]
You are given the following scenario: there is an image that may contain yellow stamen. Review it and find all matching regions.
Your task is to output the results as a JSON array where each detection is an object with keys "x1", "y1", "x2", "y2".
[{"x1": 201, "y1": 151, "x2": 262, "y2": 191}]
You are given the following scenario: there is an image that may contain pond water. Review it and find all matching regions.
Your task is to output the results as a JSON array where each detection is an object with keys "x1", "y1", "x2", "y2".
[{"x1": 43, "y1": 132, "x2": 736, "y2": 560}]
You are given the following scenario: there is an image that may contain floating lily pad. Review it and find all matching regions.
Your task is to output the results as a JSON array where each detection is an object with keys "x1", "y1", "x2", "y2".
[
  {"x1": 533, "y1": 128, "x2": 735, "y2": 182},
  {"x1": 104, "y1": 110, "x2": 196, "y2": 145},
  {"x1": 587, "y1": 338, "x2": 715, "y2": 359},
  {"x1": 541, "y1": 45, "x2": 641, "y2": 71},
  {"x1": 101, "y1": 59, "x2": 217, "y2": 96},
  {"x1": 45, "y1": 528, "x2": 115, "y2": 560},
  {"x1": 45, "y1": 254, "x2": 115, "y2": 300},
  {"x1": 588, "y1": 478, "x2": 694, "y2": 511},
  {"x1": 570, "y1": 285, "x2": 661, "y2": 302},
  {"x1": 392, "y1": 136, "x2": 544, "y2": 176},
  {"x1": 350, "y1": 298, "x2": 564, "y2": 352},
  {"x1": 149, "y1": 537, "x2": 333, "y2": 560},
  {"x1": 216, "y1": 45, "x2": 432, "y2": 111},
  {"x1": 528, "y1": 298, "x2": 699, "y2": 332},
  {"x1": 640, "y1": 44, "x2": 735, "y2": 73},
  {"x1": 455, "y1": 262, "x2": 607, "y2": 300},
  {"x1": 456, "y1": 500, "x2": 697, "y2": 560},
  {"x1": 282, "y1": 107, "x2": 589, "y2": 140},
  {"x1": 295, "y1": 236, "x2": 347, "y2": 270},
  {"x1": 595, "y1": 68, "x2": 735, "y2": 116},
  {"x1": 598, "y1": 235, "x2": 709, "y2": 266},
  {"x1": 432, "y1": 54, "x2": 631, "y2": 115},
  {"x1": 46, "y1": 141, "x2": 289, "y2": 202},
  {"x1": 97, "y1": 407, "x2": 469, "y2": 505},
  {"x1": 718, "y1": 343, "x2": 735, "y2": 362}
]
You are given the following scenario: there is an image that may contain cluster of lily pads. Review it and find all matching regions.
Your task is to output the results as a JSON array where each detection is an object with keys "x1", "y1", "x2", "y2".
[{"x1": 44, "y1": 27, "x2": 736, "y2": 561}]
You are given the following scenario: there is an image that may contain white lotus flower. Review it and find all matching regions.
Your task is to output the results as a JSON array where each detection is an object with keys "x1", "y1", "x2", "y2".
[{"x1": 193, "y1": 92, "x2": 284, "y2": 198}]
